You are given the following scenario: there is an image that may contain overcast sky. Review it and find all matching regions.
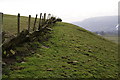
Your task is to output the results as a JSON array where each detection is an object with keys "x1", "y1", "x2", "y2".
[{"x1": 0, "y1": 0, "x2": 119, "y2": 22}]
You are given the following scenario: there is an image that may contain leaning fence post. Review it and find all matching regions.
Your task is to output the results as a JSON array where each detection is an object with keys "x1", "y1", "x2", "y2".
[
  {"x1": 0, "y1": 12, "x2": 2, "y2": 80},
  {"x1": 0, "y1": 12, "x2": 3, "y2": 40},
  {"x1": 0, "y1": 13, "x2": 3, "y2": 30},
  {"x1": 33, "y1": 14, "x2": 38, "y2": 31},
  {"x1": 43, "y1": 13, "x2": 46, "y2": 24},
  {"x1": 41, "y1": 16, "x2": 44, "y2": 27},
  {"x1": 17, "y1": 13, "x2": 20, "y2": 35},
  {"x1": 38, "y1": 13, "x2": 42, "y2": 30},
  {"x1": 28, "y1": 15, "x2": 31, "y2": 32},
  {"x1": 1, "y1": 13, "x2": 3, "y2": 26},
  {"x1": 47, "y1": 14, "x2": 51, "y2": 19}
]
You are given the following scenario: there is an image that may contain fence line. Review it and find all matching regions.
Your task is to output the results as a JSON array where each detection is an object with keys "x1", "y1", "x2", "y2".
[{"x1": 2, "y1": 12, "x2": 62, "y2": 57}]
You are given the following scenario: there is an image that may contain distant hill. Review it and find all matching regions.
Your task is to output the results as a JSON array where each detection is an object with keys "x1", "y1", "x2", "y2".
[{"x1": 72, "y1": 16, "x2": 118, "y2": 32}]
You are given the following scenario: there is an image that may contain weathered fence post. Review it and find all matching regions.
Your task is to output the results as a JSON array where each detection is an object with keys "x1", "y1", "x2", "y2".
[
  {"x1": 0, "y1": 13, "x2": 3, "y2": 33},
  {"x1": 33, "y1": 14, "x2": 38, "y2": 31},
  {"x1": 0, "y1": 12, "x2": 3, "y2": 44},
  {"x1": 43, "y1": 13, "x2": 46, "y2": 24},
  {"x1": 0, "y1": 13, "x2": 3, "y2": 46},
  {"x1": 17, "y1": 13, "x2": 20, "y2": 35},
  {"x1": 44, "y1": 13, "x2": 46, "y2": 21},
  {"x1": 1, "y1": 13, "x2": 3, "y2": 25},
  {"x1": 38, "y1": 13, "x2": 42, "y2": 30},
  {"x1": 0, "y1": 12, "x2": 2, "y2": 79},
  {"x1": 41, "y1": 16, "x2": 44, "y2": 27},
  {"x1": 28, "y1": 15, "x2": 31, "y2": 32},
  {"x1": 47, "y1": 14, "x2": 51, "y2": 19},
  {"x1": 0, "y1": 12, "x2": 3, "y2": 30}
]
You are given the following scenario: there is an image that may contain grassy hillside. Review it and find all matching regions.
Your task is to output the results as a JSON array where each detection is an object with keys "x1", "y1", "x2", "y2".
[
  {"x1": 102, "y1": 35, "x2": 118, "y2": 44},
  {"x1": 2, "y1": 15, "x2": 118, "y2": 79},
  {"x1": 3, "y1": 14, "x2": 36, "y2": 34}
]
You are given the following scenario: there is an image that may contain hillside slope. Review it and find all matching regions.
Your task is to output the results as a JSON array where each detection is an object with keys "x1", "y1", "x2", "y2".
[
  {"x1": 3, "y1": 14, "x2": 35, "y2": 34},
  {"x1": 2, "y1": 16, "x2": 118, "y2": 79}
]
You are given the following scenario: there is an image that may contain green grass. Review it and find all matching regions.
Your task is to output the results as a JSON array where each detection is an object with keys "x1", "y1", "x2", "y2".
[
  {"x1": 3, "y1": 14, "x2": 38, "y2": 34},
  {"x1": 2, "y1": 15, "x2": 118, "y2": 79},
  {"x1": 102, "y1": 35, "x2": 118, "y2": 44}
]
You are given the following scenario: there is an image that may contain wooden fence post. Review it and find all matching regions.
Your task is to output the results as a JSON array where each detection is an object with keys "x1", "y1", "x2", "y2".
[
  {"x1": 1, "y1": 13, "x2": 3, "y2": 25},
  {"x1": 33, "y1": 14, "x2": 38, "y2": 31},
  {"x1": 28, "y1": 15, "x2": 31, "y2": 32},
  {"x1": 0, "y1": 12, "x2": 3, "y2": 35},
  {"x1": 0, "y1": 12, "x2": 2, "y2": 76},
  {"x1": 43, "y1": 13, "x2": 46, "y2": 24},
  {"x1": 41, "y1": 16, "x2": 44, "y2": 27},
  {"x1": 17, "y1": 13, "x2": 20, "y2": 35},
  {"x1": 47, "y1": 14, "x2": 51, "y2": 19},
  {"x1": 0, "y1": 13, "x2": 3, "y2": 28},
  {"x1": 38, "y1": 13, "x2": 42, "y2": 30}
]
